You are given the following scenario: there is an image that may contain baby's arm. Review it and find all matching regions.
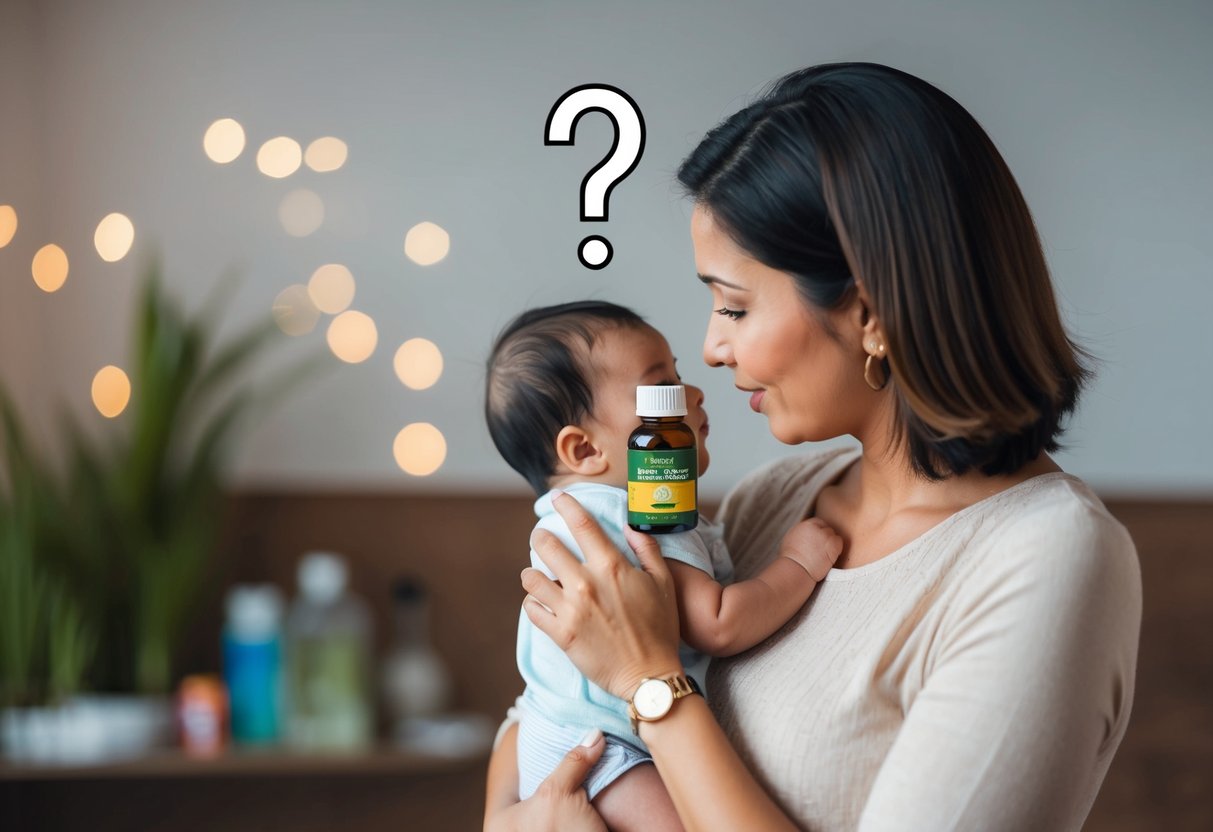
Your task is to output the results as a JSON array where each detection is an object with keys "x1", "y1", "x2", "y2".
[{"x1": 668, "y1": 518, "x2": 842, "y2": 657}]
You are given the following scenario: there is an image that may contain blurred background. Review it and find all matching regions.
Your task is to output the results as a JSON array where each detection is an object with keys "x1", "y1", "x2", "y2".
[{"x1": 0, "y1": 0, "x2": 1209, "y2": 830}]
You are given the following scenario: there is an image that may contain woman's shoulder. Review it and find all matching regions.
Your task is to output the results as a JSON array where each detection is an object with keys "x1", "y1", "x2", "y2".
[
  {"x1": 988, "y1": 474, "x2": 1135, "y2": 555},
  {"x1": 957, "y1": 473, "x2": 1141, "y2": 603}
]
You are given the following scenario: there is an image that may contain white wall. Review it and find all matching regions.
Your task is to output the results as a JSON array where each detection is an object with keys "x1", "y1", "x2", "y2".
[
  {"x1": 1, "y1": 0, "x2": 1210, "y2": 497},
  {"x1": 0, "y1": 0, "x2": 46, "y2": 426}
]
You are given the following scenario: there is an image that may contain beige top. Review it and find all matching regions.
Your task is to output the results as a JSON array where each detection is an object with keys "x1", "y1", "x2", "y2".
[{"x1": 709, "y1": 447, "x2": 1142, "y2": 831}]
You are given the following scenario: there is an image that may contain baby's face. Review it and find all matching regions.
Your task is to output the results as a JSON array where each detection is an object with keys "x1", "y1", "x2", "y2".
[{"x1": 585, "y1": 324, "x2": 710, "y2": 481}]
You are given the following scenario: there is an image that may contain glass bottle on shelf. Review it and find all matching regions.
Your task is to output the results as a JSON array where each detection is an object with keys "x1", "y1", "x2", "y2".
[{"x1": 284, "y1": 552, "x2": 373, "y2": 750}]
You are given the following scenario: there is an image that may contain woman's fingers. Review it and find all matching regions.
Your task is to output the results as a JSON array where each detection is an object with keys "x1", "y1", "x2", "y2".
[
  {"x1": 523, "y1": 593, "x2": 559, "y2": 639},
  {"x1": 538, "y1": 729, "x2": 605, "y2": 798},
  {"x1": 624, "y1": 525, "x2": 673, "y2": 591},
  {"x1": 521, "y1": 567, "x2": 564, "y2": 612},
  {"x1": 530, "y1": 527, "x2": 585, "y2": 584},
  {"x1": 520, "y1": 567, "x2": 565, "y2": 639},
  {"x1": 488, "y1": 728, "x2": 608, "y2": 832},
  {"x1": 550, "y1": 492, "x2": 622, "y2": 570}
]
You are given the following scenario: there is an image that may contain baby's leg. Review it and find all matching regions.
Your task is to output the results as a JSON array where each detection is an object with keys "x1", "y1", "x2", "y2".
[{"x1": 592, "y1": 762, "x2": 684, "y2": 832}]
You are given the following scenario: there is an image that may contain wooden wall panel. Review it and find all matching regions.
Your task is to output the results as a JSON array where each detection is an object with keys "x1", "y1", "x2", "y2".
[
  {"x1": 165, "y1": 492, "x2": 1213, "y2": 829},
  {"x1": 1083, "y1": 500, "x2": 1213, "y2": 831}
]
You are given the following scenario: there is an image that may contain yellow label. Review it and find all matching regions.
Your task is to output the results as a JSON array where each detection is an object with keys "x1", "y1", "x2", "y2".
[{"x1": 627, "y1": 479, "x2": 696, "y2": 513}]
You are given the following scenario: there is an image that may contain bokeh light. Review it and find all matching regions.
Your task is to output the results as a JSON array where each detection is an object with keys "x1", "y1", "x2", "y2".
[
  {"x1": 91, "y1": 365, "x2": 131, "y2": 418},
  {"x1": 308, "y1": 264, "x2": 355, "y2": 314},
  {"x1": 272, "y1": 284, "x2": 321, "y2": 336},
  {"x1": 0, "y1": 205, "x2": 17, "y2": 248},
  {"x1": 94, "y1": 213, "x2": 135, "y2": 262},
  {"x1": 256, "y1": 137, "x2": 303, "y2": 179},
  {"x1": 326, "y1": 310, "x2": 378, "y2": 363},
  {"x1": 279, "y1": 189, "x2": 325, "y2": 237},
  {"x1": 305, "y1": 137, "x2": 348, "y2": 172},
  {"x1": 393, "y1": 422, "x2": 447, "y2": 476},
  {"x1": 32, "y1": 244, "x2": 69, "y2": 293},
  {"x1": 203, "y1": 118, "x2": 246, "y2": 164},
  {"x1": 394, "y1": 338, "x2": 444, "y2": 390},
  {"x1": 404, "y1": 221, "x2": 450, "y2": 266}
]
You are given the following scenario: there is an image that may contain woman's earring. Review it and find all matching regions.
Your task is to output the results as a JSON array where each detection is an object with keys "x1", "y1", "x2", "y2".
[{"x1": 864, "y1": 340, "x2": 888, "y2": 391}]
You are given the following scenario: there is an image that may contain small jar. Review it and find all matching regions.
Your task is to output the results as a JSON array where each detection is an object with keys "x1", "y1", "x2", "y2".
[
  {"x1": 627, "y1": 385, "x2": 698, "y2": 534},
  {"x1": 178, "y1": 674, "x2": 227, "y2": 757}
]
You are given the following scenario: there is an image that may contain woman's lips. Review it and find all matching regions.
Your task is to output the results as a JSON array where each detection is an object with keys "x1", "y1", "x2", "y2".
[{"x1": 749, "y1": 390, "x2": 765, "y2": 412}]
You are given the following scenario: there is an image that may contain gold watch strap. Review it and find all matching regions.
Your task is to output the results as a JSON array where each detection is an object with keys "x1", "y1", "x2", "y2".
[{"x1": 628, "y1": 674, "x2": 702, "y2": 735}]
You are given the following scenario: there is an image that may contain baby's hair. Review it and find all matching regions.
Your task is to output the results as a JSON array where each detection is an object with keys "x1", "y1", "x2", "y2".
[{"x1": 485, "y1": 300, "x2": 648, "y2": 496}]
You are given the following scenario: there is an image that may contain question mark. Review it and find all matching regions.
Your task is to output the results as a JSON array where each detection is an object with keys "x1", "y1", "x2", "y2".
[{"x1": 545, "y1": 84, "x2": 646, "y2": 270}]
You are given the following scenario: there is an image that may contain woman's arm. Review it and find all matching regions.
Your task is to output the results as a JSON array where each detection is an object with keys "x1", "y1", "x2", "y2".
[
  {"x1": 522, "y1": 491, "x2": 801, "y2": 831},
  {"x1": 639, "y1": 692, "x2": 800, "y2": 831},
  {"x1": 483, "y1": 723, "x2": 520, "y2": 825},
  {"x1": 854, "y1": 512, "x2": 1142, "y2": 831}
]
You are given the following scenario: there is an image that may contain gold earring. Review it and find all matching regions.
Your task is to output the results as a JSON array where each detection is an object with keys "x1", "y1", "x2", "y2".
[{"x1": 864, "y1": 341, "x2": 888, "y2": 391}]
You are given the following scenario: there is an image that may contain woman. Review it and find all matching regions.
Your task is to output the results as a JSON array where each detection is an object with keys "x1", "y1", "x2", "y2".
[{"x1": 485, "y1": 62, "x2": 1141, "y2": 831}]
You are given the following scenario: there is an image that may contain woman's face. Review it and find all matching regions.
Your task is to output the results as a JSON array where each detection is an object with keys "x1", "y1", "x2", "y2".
[{"x1": 692, "y1": 206, "x2": 873, "y2": 445}]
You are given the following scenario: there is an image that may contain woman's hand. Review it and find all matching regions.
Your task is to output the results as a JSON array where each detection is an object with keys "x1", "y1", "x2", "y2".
[
  {"x1": 485, "y1": 729, "x2": 609, "y2": 832},
  {"x1": 521, "y1": 491, "x2": 683, "y2": 699}
]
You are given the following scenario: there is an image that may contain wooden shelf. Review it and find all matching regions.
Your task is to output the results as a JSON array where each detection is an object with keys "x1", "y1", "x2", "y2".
[{"x1": 0, "y1": 744, "x2": 488, "y2": 781}]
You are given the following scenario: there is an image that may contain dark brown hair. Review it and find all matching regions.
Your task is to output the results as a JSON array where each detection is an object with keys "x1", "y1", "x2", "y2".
[
  {"x1": 485, "y1": 301, "x2": 648, "y2": 495},
  {"x1": 677, "y1": 62, "x2": 1092, "y2": 479}
]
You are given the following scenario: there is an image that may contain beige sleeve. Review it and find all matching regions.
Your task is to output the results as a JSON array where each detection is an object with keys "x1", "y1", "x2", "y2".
[{"x1": 856, "y1": 505, "x2": 1142, "y2": 831}]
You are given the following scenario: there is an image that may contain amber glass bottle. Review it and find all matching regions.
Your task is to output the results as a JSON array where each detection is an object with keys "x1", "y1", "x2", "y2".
[{"x1": 627, "y1": 385, "x2": 698, "y2": 534}]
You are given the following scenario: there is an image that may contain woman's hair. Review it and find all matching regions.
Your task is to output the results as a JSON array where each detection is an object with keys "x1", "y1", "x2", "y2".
[
  {"x1": 485, "y1": 300, "x2": 648, "y2": 495},
  {"x1": 677, "y1": 62, "x2": 1092, "y2": 480}
]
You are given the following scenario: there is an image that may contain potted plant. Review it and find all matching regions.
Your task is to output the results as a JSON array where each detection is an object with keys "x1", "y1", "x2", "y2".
[
  {"x1": 0, "y1": 402, "x2": 97, "y2": 761},
  {"x1": 0, "y1": 261, "x2": 323, "y2": 762}
]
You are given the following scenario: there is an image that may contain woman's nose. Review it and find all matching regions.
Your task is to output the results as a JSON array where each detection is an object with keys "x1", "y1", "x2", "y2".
[
  {"x1": 703, "y1": 319, "x2": 733, "y2": 368},
  {"x1": 687, "y1": 384, "x2": 705, "y2": 408}
]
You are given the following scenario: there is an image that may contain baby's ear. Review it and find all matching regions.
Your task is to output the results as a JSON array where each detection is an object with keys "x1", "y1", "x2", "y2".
[{"x1": 554, "y1": 424, "x2": 608, "y2": 476}]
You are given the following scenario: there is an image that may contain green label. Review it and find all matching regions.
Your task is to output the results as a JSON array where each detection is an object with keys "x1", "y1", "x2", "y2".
[{"x1": 627, "y1": 448, "x2": 697, "y2": 528}]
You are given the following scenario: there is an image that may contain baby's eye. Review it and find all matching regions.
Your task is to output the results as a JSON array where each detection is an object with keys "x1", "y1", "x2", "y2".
[{"x1": 715, "y1": 306, "x2": 745, "y2": 320}]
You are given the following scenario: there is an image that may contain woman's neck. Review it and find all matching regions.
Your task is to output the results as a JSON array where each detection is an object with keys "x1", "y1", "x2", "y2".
[
  {"x1": 845, "y1": 410, "x2": 1064, "y2": 519},
  {"x1": 852, "y1": 445, "x2": 1059, "y2": 515},
  {"x1": 818, "y1": 433, "x2": 1063, "y2": 570}
]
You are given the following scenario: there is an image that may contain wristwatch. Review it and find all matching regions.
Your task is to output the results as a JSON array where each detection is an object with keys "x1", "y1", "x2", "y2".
[{"x1": 627, "y1": 673, "x2": 702, "y2": 735}]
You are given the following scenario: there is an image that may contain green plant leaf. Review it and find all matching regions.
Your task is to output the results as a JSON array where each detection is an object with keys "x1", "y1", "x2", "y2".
[{"x1": 1, "y1": 257, "x2": 324, "y2": 698}]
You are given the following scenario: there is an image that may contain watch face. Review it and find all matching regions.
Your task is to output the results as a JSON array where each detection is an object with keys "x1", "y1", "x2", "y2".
[{"x1": 634, "y1": 679, "x2": 675, "y2": 720}]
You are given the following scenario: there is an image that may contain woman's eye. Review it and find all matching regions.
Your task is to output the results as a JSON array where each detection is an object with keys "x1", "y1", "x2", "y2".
[{"x1": 714, "y1": 306, "x2": 745, "y2": 320}]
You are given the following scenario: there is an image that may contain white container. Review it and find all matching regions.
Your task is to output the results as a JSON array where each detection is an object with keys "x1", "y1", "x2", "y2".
[
  {"x1": 382, "y1": 578, "x2": 452, "y2": 726},
  {"x1": 1, "y1": 695, "x2": 172, "y2": 765}
]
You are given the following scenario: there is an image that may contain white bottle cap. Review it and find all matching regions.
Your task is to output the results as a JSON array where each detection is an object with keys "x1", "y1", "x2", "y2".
[
  {"x1": 636, "y1": 385, "x2": 687, "y2": 417},
  {"x1": 226, "y1": 585, "x2": 284, "y2": 640},
  {"x1": 298, "y1": 551, "x2": 348, "y2": 605}
]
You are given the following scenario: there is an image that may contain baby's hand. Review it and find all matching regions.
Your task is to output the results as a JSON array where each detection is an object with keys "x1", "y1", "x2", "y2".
[{"x1": 778, "y1": 518, "x2": 843, "y2": 582}]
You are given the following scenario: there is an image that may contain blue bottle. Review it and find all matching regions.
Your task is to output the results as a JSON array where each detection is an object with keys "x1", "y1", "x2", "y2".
[{"x1": 222, "y1": 585, "x2": 285, "y2": 745}]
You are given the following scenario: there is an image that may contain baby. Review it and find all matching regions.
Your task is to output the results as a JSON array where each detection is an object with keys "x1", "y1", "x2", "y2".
[{"x1": 485, "y1": 300, "x2": 841, "y2": 832}]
